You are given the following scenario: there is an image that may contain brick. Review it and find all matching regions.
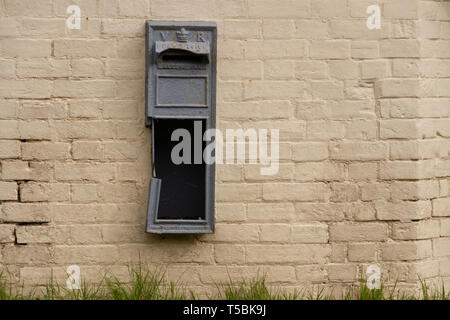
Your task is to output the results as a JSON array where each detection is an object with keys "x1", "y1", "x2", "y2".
[
  {"x1": 220, "y1": 60, "x2": 262, "y2": 80},
  {"x1": 55, "y1": 121, "x2": 115, "y2": 139},
  {"x1": 307, "y1": 121, "x2": 345, "y2": 140},
  {"x1": 345, "y1": 120, "x2": 377, "y2": 140},
  {"x1": 1, "y1": 161, "x2": 52, "y2": 181},
  {"x1": 393, "y1": 59, "x2": 419, "y2": 77},
  {"x1": 312, "y1": 0, "x2": 348, "y2": 18},
  {"x1": 292, "y1": 142, "x2": 328, "y2": 162},
  {"x1": 0, "y1": 100, "x2": 18, "y2": 119},
  {"x1": 15, "y1": 226, "x2": 54, "y2": 244},
  {"x1": 2, "y1": 245, "x2": 51, "y2": 264},
  {"x1": 216, "y1": 184, "x2": 262, "y2": 202},
  {"x1": 245, "y1": 40, "x2": 307, "y2": 59},
  {"x1": 348, "y1": 243, "x2": 377, "y2": 262},
  {"x1": 103, "y1": 100, "x2": 138, "y2": 119},
  {"x1": 54, "y1": 80, "x2": 114, "y2": 98},
  {"x1": 361, "y1": 60, "x2": 389, "y2": 79},
  {"x1": 0, "y1": 225, "x2": 15, "y2": 243},
  {"x1": 54, "y1": 40, "x2": 116, "y2": 58},
  {"x1": 327, "y1": 264, "x2": 357, "y2": 282},
  {"x1": 295, "y1": 162, "x2": 345, "y2": 182},
  {"x1": 71, "y1": 184, "x2": 99, "y2": 203},
  {"x1": 441, "y1": 219, "x2": 450, "y2": 237},
  {"x1": 330, "y1": 223, "x2": 388, "y2": 241},
  {"x1": 348, "y1": 163, "x2": 378, "y2": 181},
  {"x1": 0, "y1": 39, "x2": 51, "y2": 58},
  {"x1": 389, "y1": 140, "x2": 441, "y2": 161},
  {"x1": 17, "y1": 58, "x2": 69, "y2": 78},
  {"x1": 118, "y1": 0, "x2": 149, "y2": 17},
  {"x1": 54, "y1": 245, "x2": 119, "y2": 264},
  {"x1": 296, "y1": 203, "x2": 348, "y2": 221},
  {"x1": 215, "y1": 203, "x2": 246, "y2": 222},
  {"x1": 433, "y1": 198, "x2": 450, "y2": 217},
  {"x1": 22, "y1": 142, "x2": 70, "y2": 160},
  {"x1": 380, "y1": 40, "x2": 420, "y2": 58},
  {"x1": 259, "y1": 224, "x2": 290, "y2": 242},
  {"x1": 419, "y1": 60, "x2": 450, "y2": 78},
  {"x1": 1, "y1": 203, "x2": 51, "y2": 223},
  {"x1": 247, "y1": 203, "x2": 294, "y2": 222},
  {"x1": 117, "y1": 39, "x2": 144, "y2": 59},
  {"x1": 263, "y1": 183, "x2": 329, "y2": 201},
  {"x1": 310, "y1": 40, "x2": 350, "y2": 59},
  {"x1": 244, "y1": 164, "x2": 293, "y2": 181},
  {"x1": 246, "y1": 244, "x2": 330, "y2": 264},
  {"x1": 0, "y1": 120, "x2": 20, "y2": 139},
  {"x1": 384, "y1": 0, "x2": 418, "y2": 19},
  {"x1": 244, "y1": 81, "x2": 304, "y2": 99},
  {"x1": 223, "y1": 20, "x2": 261, "y2": 40},
  {"x1": 296, "y1": 265, "x2": 327, "y2": 282},
  {"x1": 248, "y1": 0, "x2": 310, "y2": 18},
  {"x1": 390, "y1": 181, "x2": 439, "y2": 200},
  {"x1": 330, "y1": 183, "x2": 360, "y2": 202},
  {"x1": 294, "y1": 19, "x2": 328, "y2": 39},
  {"x1": 72, "y1": 141, "x2": 103, "y2": 160},
  {"x1": 329, "y1": 60, "x2": 358, "y2": 80},
  {"x1": 0, "y1": 140, "x2": 20, "y2": 159},
  {"x1": 295, "y1": 61, "x2": 327, "y2": 79},
  {"x1": 20, "y1": 182, "x2": 69, "y2": 202},
  {"x1": 380, "y1": 120, "x2": 420, "y2": 139},
  {"x1": 264, "y1": 60, "x2": 294, "y2": 80},
  {"x1": 214, "y1": 244, "x2": 245, "y2": 264},
  {"x1": 68, "y1": 100, "x2": 102, "y2": 119},
  {"x1": 0, "y1": 80, "x2": 51, "y2": 99},
  {"x1": 375, "y1": 200, "x2": 431, "y2": 221},
  {"x1": 392, "y1": 220, "x2": 440, "y2": 240},
  {"x1": 105, "y1": 59, "x2": 144, "y2": 80},
  {"x1": 104, "y1": 141, "x2": 138, "y2": 160},
  {"x1": 382, "y1": 241, "x2": 431, "y2": 261},
  {"x1": 102, "y1": 19, "x2": 144, "y2": 37},
  {"x1": 377, "y1": 79, "x2": 420, "y2": 98},
  {"x1": 379, "y1": 160, "x2": 435, "y2": 180},
  {"x1": 351, "y1": 41, "x2": 379, "y2": 59},
  {"x1": 20, "y1": 100, "x2": 66, "y2": 120},
  {"x1": 100, "y1": 183, "x2": 138, "y2": 203},
  {"x1": 329, "y1": 20, "x2": 388, "y2": 39},
  {"x1": 311, "y1": 81, "x2": 344, "y2": 99},
  {"x1": 291, "y1": 224, "x2": 328, "y2": 243},
  {"x1": 330, "y1": 142, "x2": 388, "y2": 161},
  {"x1": 262, "y1": 19, "x2": 294, "y2": 39},
  {"x1": 55, "y1": 163, "x2": 115, "y2": 182},
  {"x1": 0, "y1": 59, "x2": 15, "y2": 78},
  {"x1": 72, "y1": 59, "x2": 104, "y2": 78},
  {"x1": 217, "y1": 164, "x2": 242, "y2": 182},
  {"x1": 18, "y1": 120, "x2": 51, "y2": 140},
  {"x1": 331, "y1": 243, "x2": 347, "y2": 263},
  {"x1": 0, "y1": 17, "x2": 19, "y2": 37}
]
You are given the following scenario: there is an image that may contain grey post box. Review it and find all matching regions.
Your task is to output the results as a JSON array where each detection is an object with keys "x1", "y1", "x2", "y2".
[{"x1": 145, "y1": 21, "x2": 216, "y2": 234}]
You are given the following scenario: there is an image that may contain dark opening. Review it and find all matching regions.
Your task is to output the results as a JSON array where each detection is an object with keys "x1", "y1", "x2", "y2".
[
  {"x1": 153, "y1": 119, "x2": 206, "y2": 220},
  {"x1": 157, "y1": 50, "x2": 207, "y2": 69}
]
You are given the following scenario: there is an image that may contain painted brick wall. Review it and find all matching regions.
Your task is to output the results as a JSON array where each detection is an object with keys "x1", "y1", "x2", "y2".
[{"x1": 0, "y1": 0, "x2": 449, "y2": 296}]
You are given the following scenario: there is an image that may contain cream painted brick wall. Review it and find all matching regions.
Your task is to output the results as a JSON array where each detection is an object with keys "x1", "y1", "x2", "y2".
[{"x1": 0, "y1": 0, "x2": 449, "y2": 295}]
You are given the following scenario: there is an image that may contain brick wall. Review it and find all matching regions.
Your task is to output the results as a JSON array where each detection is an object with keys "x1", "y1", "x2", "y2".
[{"x1": 0, "y1": 0, "x2": 449, "y2": 296}]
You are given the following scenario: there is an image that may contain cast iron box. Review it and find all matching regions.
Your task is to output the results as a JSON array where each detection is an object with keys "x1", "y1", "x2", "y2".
[{"x1": 145, "y1": 21, "x2": 217, "y2": 234}]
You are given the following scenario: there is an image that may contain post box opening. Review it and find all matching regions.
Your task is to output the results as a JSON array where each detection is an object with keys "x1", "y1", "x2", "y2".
[{"x1": 153, "y1": 118, "x2": 206, "y2": 220}]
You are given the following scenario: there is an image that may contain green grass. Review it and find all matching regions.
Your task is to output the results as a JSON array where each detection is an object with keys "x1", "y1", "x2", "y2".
[{"x1": 0, "y1": 266, "x2": 448, "y2": 300}]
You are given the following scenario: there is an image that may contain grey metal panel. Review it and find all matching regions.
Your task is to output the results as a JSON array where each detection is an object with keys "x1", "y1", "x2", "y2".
[{"x1": 145, "y1": 20, "x2": 216, "y2": 234}]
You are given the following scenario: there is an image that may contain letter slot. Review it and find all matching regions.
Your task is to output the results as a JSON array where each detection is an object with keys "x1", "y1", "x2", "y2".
[{"x1": 145, "y1": 21, "x2": 216, "y2": 234}]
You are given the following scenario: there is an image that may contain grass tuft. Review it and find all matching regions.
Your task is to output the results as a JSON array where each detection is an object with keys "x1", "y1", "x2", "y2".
[
  {"x1": 1, "y1": 265, "x2": 449, "y2": 300},
  {"x1": 106, "y1": 264, "x2": 188, "y2": 300}
]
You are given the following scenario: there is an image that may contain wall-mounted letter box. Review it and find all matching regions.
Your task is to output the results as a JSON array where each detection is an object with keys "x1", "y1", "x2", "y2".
[{"x1": 145, "y1": 21, "x2": 216, "y2": 234}]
